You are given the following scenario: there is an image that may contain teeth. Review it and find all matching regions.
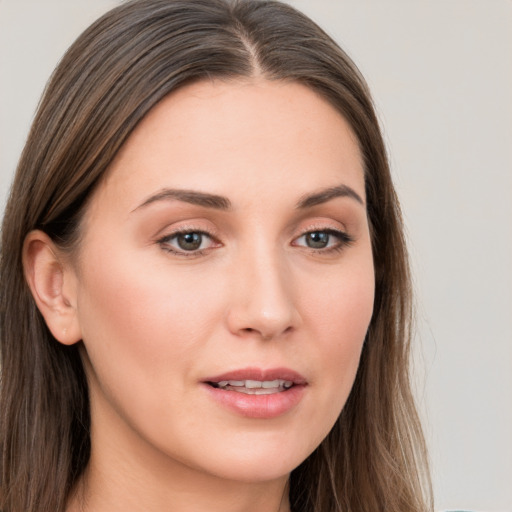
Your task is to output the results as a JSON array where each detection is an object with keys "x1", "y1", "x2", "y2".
[
  {"x1": 262, "y1": 379, "x2": 280, "y2": 388},
  {"x1": 213, "y1": 379, "x2": 295, "y2": 392},
  {"x1": 243, "y1": 388, "x2": 276, "y2": 395},
  {"x1": 217, "y1": 380, "x2": 244, "y2": 387}
]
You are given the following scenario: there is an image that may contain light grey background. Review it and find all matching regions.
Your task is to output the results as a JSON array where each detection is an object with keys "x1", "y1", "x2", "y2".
[{"x1": 1, "y1": 1, "x2": 511, "y2": 511}]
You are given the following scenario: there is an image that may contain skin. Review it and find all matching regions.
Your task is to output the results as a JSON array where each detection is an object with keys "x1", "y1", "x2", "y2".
[{"x1": 25, "y1": 79, "x2": 375, "y2": 512}]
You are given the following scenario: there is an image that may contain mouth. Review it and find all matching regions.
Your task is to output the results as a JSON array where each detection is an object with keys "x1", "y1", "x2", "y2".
[
  {"x1": 204, "y1": 367, "x2": 306, "y2": 392},
  {"x1": 208, "y1": 379, "x2": 295, "y2": 395},
  {"x1": 202, "y1": 367, "x2": 307, "y2": 414}
]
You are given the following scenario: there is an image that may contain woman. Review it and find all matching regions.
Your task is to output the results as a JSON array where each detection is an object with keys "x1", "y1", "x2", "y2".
[{"x1": 0, "y1": 0, "x2": 432, "y2": 511}]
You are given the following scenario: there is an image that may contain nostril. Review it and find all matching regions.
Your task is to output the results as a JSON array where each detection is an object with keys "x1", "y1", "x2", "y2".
[
  {"x1": 240, "y1": 327, "x2": 272, "y2": 340},
  {"x1": 239, "y1": 325, "x2": 294, "y2": 340}
]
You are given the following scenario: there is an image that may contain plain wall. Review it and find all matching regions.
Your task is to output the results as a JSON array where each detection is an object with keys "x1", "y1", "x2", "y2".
[{"x1": 1, "y1": 1, "x2": 511, "y2": 511}]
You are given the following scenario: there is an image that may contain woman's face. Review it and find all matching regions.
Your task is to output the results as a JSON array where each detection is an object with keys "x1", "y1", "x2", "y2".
[{"x1": 72, "y1": 79, "x2": 374, "y2": 484}]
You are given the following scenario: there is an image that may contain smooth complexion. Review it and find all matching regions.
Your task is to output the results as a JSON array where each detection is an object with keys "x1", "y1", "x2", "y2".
[{"x1": 25, "y1": 79, "x2": 375, "y2": 512}]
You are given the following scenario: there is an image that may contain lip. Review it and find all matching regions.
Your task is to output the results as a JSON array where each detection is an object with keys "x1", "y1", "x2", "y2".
[
  {"x1": 203, "y1": 367, "x2": 307, "y2": 385},
  {"x1": 202, "y1": 367, "x2": 308, "y2": 419}
]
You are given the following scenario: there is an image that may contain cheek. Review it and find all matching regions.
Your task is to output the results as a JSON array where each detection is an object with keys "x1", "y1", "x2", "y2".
[
  {"x1": 75, "y1": 251, "x2": 225, "y2": 398},
  {"x1": 303, "y1": 250, "x2": 374, "y2": 345},
  {"x1": 75, "y1": 251, "x2": 234, "y2": 459},
  {"x1": 79, "y1": 250, "x2": 213, "y2": 338},
  {"x1": 301, "y1": 255, "x2": 374, "y2": 419}
]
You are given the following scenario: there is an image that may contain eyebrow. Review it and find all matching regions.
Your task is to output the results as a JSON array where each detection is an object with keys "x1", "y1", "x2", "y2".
[
  {"x1": 133, "y1": 183, "x2": 363, "y2": 213},
  {"x1": 296, "y1": 184, "x2": 364, "y2": 209},
  {"x1": 133, "y1": 188, "x2": 232, "y2": 212}
]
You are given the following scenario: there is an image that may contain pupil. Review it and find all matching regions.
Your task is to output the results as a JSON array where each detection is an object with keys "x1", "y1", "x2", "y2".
[
  {"x1": 307, "y1": 232, "x2": 329, "y2": 249},
  {"x1": 177, "y1": 232, "x2": 202, "y2": 251}
]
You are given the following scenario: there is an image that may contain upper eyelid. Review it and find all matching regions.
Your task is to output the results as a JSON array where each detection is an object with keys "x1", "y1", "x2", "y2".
[
  {"x1": 155, "y1": 223, "x2": 218, "y2": 240},
  {"x1": 154, "y1": 218, "x2": 353, "y2": 244},
  {"x1": 295, "y1": 219, "x2": 348, "y2": 232},
  {"x1": 162, "y1": 227, "x2": 215, "y2": 236},
  {"x1": 156, "y1": 224, "x2": 349, "y2": 239},
  {"x1": 293, "y1": 228, "x2": 352, "y2": 243},
  {"x1": 158, "y1": 229, "x2": 219, "y2": 246},
  {"x1": 293, "y1": 225, "x2": 350, "y2": 239}
]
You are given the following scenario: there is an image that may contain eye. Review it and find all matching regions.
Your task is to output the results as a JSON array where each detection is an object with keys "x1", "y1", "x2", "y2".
[
  {"x1": 158, "y1": 230, "x2": 218, "y2": 255},
  {"x1": 293, "y1": 229, "x2": 353, "y2": 252}
]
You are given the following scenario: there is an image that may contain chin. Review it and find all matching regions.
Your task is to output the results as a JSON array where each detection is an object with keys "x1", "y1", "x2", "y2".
[{"x1": 178, "y1": 430, "x2": 323, "y2": 484}]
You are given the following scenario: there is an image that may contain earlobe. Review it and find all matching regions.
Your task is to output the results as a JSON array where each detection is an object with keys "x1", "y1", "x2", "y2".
[{"x1": 23, "y1": 230, "x2": 82, "y2": 345}]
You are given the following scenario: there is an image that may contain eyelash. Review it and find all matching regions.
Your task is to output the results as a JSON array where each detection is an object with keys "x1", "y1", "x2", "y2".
[{"x1": 157, "y1": 227, "x2": 354, "y2": 258}]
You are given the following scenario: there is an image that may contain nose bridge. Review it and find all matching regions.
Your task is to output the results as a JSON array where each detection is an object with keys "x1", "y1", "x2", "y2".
[{"x1": 227, "y1": 235, "x2": 298, "y2": 339}]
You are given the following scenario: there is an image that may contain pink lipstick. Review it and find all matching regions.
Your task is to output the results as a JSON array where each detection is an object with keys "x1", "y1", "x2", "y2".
[{"x1": 202, "y1": 367, "x2": 307, "y2": 419}]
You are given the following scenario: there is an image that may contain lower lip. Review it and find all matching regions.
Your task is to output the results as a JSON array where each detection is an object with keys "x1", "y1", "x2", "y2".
[{"x1": 203, "y1": 384, "x2": 306, "y2": 419}]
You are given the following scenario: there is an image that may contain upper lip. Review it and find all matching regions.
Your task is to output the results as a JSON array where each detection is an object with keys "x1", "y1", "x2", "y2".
[{"x1": 203, "y1": 367, "x2": 307, "y2": 385}]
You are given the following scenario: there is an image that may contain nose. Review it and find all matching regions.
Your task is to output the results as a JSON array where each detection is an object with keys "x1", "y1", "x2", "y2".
[{"x1": 225, "y1": 246, "x2": 300, "y2": 341}]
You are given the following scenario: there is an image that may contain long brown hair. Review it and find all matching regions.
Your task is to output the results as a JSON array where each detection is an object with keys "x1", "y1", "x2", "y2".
[{"x1": 0, "y1": 1, "x2": 432, "y2": 511}]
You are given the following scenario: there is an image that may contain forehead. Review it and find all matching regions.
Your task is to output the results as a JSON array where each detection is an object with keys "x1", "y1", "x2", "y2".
[{"x1": 88, "y1": 79, "x2": 365, "y2": 216}]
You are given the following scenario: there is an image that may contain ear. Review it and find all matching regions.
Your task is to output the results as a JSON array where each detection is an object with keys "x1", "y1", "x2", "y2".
[{"x1": 23, "y1": 230, "x2": 82, "y2": 345}]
